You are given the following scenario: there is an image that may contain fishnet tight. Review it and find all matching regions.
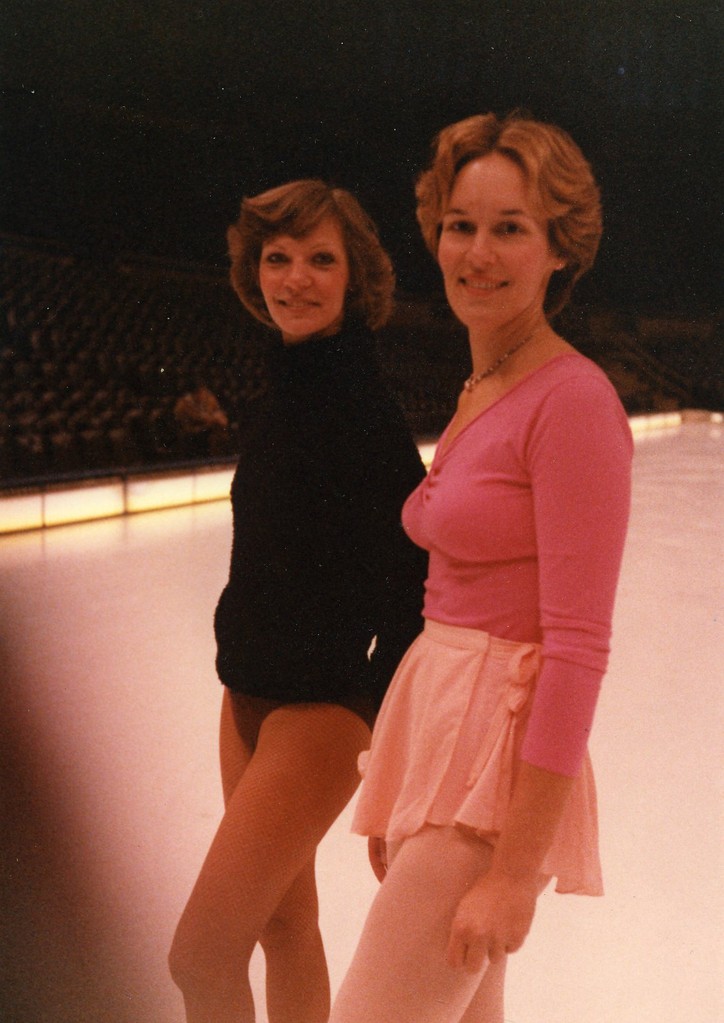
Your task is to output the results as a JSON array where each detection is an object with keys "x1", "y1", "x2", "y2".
[{"x1": 169, "y1": 690, "x2": 371, "y2": 1023}]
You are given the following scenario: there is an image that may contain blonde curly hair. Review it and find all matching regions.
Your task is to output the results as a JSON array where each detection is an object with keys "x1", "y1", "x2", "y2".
[{"x1": 415, "y1": 112, "x2": 603, "y2": 317}]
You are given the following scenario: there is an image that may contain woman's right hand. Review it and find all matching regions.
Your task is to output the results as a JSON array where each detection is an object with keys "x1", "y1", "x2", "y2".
[{"x1": 368, "y1": 836, "x2": 388, "y2": 882}]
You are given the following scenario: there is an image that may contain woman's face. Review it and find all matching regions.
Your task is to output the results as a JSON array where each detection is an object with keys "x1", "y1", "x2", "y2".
[
  {"x1": 436, "y1": 153, "x2": 562, "y2": 334},
  {"x1": 258, "y1": 217, "x2": 350, "y2": 344}
]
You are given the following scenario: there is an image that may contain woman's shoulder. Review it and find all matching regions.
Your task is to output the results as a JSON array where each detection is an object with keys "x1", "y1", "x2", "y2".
[
  {"x1": 530, "y1": 350, "x2": 624, "y2": 408},
  {"x1": 524, "y1": 352, "x2": 632, "y2": 456}
]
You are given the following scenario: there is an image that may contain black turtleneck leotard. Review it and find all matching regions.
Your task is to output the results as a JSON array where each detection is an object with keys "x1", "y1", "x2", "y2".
[{"x1": 214, "y1": 320, "x2": 428, "y2": 721}]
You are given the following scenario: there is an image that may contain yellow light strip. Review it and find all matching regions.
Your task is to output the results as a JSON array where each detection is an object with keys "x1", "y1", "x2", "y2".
[
  {"x1": 192, "y1": 466, "x2": 235, "y2": 503},
  {"x1": 0, "y1": 490, "x2": 44, "y2": 534},
  {"x1": 125, "y1": 472, "x2": 195, "y2": 514},
  {"x1": 1, "y1": 412, "x2": 720, "y2": 535},
  {"x1": 44, "y1": 479, "x2": 125, "y2": 527},
  {"x1": 629, "y1": 411, "x2": 682, "y2": 437}
]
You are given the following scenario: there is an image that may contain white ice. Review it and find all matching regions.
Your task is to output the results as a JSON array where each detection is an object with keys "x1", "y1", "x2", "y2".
[{"x1": 0, "y1": 420, "x2": 721, "y2": 1022}]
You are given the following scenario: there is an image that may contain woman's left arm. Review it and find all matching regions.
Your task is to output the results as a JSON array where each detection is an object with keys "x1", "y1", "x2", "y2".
[
  {"x1": 448, "y1": 371, "x2": 633, "y2": 971},
  {"x1": 343, "y1": 390, "x2": 428, "y2": 700},
  {"x1": 447, "y1": 762, "x2": 574, "y2": 970}
]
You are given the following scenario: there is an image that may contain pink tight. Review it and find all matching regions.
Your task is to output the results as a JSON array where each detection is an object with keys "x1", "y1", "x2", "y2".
[
  {"x1": 169, "y1": 689, "x2": 371, "y2": 1023},
  {"x1": 329, "y1": 825, "x2": 510, "y2": 1023}
]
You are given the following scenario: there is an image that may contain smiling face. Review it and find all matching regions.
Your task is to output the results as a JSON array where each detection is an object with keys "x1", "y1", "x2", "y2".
[
  {"x1": 437, "y1": 153, "x2": 563, "y2": 336},
  {"x1": 258, "y1": 217, "x2": 350, "y2": 344}
]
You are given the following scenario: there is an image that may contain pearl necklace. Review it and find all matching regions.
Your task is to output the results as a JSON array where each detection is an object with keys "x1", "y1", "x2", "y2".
[{"x1": 463, "y1": 331, "x2": 536, "y2": 392}]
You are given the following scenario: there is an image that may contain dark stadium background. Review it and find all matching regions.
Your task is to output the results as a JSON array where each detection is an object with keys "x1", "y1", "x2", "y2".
[{"x1": 1, "y1": 1, "x2": 721, "y2": 484}]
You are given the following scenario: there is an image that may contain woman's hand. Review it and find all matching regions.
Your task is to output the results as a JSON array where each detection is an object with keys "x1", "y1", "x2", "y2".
[
  {"x1": 445, "y1": 870, "x2": 539, "y2": 972},
  {"x1": 368, "y1": 835, "x2": 388, "y2": 883},
  {"x1": 445, "y1": 762, "x2": 574, "y2": 972}
]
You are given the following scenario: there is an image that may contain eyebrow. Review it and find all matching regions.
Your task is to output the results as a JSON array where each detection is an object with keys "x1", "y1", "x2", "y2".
[
  {"x1": 443, "y1": 206, "x2": 530, "y2": 217},
  {"x1": 263, "y1": 238, "x2": 340, "y2": 249}
]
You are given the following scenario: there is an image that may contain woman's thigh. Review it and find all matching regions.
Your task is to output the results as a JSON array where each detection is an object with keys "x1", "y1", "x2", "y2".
[
  {"x1": 219, "y1": 689, "x2": 251, "y2": 805},
  {"x1": 219, "y1": 689, "x2": 283, "y2": 805},
  {"x1": 178, "y1": 701, "x2": 372, "y2": 955},
  {"x1": 330, "y1": 825, "x2": 504, "y2": 1023}
]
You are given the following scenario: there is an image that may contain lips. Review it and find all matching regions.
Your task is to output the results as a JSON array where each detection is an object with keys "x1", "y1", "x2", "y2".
[
  {"x1": 461, "y1": 278, "x2": 507, "y2": 291},
  {"x1": 277, "y1": 296, "x2": 320, "y2": 309}
]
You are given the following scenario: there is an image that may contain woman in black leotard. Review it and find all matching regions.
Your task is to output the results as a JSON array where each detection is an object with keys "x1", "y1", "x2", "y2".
[{"x1": 169, "y1": 178, "x2": 427, "y2": 1023}]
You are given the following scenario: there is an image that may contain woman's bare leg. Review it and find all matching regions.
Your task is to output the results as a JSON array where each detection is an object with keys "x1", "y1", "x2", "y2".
[
  {"x1": 219, "y1": 688, "x2": 254, "y2": 807},
  {"x1": 220, "y1": 692, "x2": 329, "y2": 1014},
  {"x1": 169, "y1": 698, "x2": 370, "y2": 1023},
  {"x1": 260, "y1": 856, "x2": 328, "y2": 1020}
]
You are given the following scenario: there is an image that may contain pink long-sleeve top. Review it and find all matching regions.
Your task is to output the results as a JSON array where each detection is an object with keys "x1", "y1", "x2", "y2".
[{"x1": 402, "y1": 352, "x2": 633, "y2": 777}]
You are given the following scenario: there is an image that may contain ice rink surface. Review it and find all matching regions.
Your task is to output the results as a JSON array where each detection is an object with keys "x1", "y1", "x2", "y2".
[{"x1": 1, "y1": 420, "x2": 721, "y2": 1022}]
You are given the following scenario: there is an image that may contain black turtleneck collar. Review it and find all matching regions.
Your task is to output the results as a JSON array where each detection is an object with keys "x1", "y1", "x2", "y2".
[{"x1": 271, "y1": 317, "x2": 376, "y2": 389}]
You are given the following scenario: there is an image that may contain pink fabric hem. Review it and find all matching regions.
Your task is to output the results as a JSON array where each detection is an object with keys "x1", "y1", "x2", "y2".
[{"x1": 353, "y1": 620, "x2": 603, "y2": 896}]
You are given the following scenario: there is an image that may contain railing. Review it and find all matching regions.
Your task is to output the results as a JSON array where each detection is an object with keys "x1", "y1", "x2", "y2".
[{"x1": 2, "y1": 414, "x2": 721, "y2": 536}]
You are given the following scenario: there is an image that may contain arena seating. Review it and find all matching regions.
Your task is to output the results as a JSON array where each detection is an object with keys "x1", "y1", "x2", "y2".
[
  {"x1": 1, "y1": 237, "x2": 261, "y2": 484},
  {"x1": 1, "y1": 234, "x2": 719, "y2": 487}
]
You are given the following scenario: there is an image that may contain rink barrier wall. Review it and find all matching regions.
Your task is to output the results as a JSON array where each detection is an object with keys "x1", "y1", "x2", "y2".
[{"x1": 0, "y1": 410, "x2": 720, "y2": 535}]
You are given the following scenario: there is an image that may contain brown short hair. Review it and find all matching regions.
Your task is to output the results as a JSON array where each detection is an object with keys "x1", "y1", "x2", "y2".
[
  {"x1": 227, "y1": 179, "x2": 395, "y2": 330},
  {"x1": 415, "y1": 112, "x2": 602, "y2": 317}
]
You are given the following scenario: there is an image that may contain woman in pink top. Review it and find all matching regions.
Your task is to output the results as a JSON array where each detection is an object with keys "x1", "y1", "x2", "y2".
[{"x1": 330, "y1": 113, "x2": 632, "y2": 1023}]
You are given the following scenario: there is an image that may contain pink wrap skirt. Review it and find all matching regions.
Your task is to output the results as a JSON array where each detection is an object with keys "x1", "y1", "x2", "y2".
[{"x1": 353, "y1": 619, "x2": 603, "y2": 895}]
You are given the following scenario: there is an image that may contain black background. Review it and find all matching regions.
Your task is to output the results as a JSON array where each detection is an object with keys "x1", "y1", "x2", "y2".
[{"x1": 2, "y1": 1, "x2": 720, "y2": 313}]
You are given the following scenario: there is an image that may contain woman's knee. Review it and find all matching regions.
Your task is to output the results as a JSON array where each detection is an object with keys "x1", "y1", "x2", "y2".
[
  {"x1": 260, "y1": 861, "x2": 321, "y2": 956},
  {"x1": 168, "y1": 910, "x2": 207, "y2": 996},
  {"x1": 260, "y1": 901, "x2": 321, "y2": 958},
  {"x1": 168, "y1": 899, "x2": 255, "y2": 998},
  {"x1": 168, "y1": 917, "x2": 202, "y2": 996}
]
